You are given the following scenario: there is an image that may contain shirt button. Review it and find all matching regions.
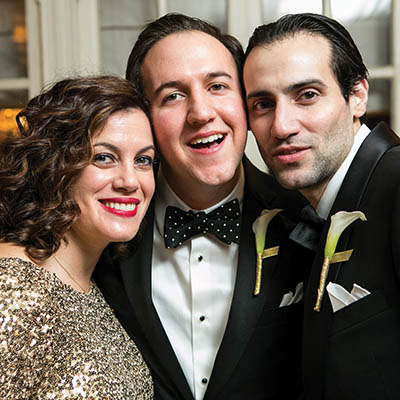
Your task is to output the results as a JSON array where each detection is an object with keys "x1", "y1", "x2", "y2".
[
  {"x1": 202, "y1": 378, "x2": 208, "y2": 384},
  {"x1": 199, "y1": 315, "x2": 205, "y2": 321},
  {"x1": 198, "y1": 255, "x2": 203, "y2": 262}
]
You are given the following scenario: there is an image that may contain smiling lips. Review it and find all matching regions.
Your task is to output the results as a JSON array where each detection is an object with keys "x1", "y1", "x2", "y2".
[
  {"x1": 99, "y1": 198, "x2": 140, "y2": 217},
  {"x1": 189, "y1": 132, "x2": 225, "y2": 151},
  {"x1": 273, "y1": 146, "x2": 310, "y2": 163}
]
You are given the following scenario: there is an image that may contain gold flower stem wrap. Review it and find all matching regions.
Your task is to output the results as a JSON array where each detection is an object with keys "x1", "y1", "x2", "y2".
[
  {"x1": 252, "y1": 209, "x2": 282, "y2": 296},
  {"x1": 254, "y1": 253, "x2": 263, "y2": 296},
  {"x1": 314, "y1": 255, "x2": 331, "y2": 311},
  {"x1": 313, "y1": 210, "x2": 366, "y2": 312}
]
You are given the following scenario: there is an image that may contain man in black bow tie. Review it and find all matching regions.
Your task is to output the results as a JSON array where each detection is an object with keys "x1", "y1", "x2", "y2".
[
  {"x1": 95, "y1": 13, "x2": 305, "y2": 400},
  {"x1": 244, "y1": 13, "x2": 400, "y2": 400}
]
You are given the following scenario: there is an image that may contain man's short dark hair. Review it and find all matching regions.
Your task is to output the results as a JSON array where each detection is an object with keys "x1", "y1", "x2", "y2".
[
  {"x1": 245, "y1": 13, "x2": 369, "y2": 102},
  {"x1": 126, "y1": 13, "x2": 245, "y2": 95}
]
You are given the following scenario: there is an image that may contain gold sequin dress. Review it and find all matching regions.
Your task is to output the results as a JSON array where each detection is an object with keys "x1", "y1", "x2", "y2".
[{"x1": 0, "y1": 257, "x2": 153, "y2": 399}]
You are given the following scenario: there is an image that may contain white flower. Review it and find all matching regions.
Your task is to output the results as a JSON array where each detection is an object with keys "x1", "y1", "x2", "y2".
[
  {"x1": 325, "y1": 211, "x2": 367, "y2": 258},
  {"x1": 252, "y1": 209, "x2": 282, "y2": 255},
  {"x1": 314, "y1": 210, "x2": 367, "y2": 311}
]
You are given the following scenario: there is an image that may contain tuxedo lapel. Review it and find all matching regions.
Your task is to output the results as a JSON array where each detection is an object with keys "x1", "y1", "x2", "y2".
[
  {"x1": 303, "y1": 123, "x2": 400, "y2": 399},
  {"x1": 205, "y1": 166, "x2": 282, "y2": 399},
  {"x1": 120, "y1": 202, "x2": 194, "y2": 400},
  {"x1": 332, "y1": 123, "x2": 400, "y2": 212},
  {"x1": 330, "y1": 123, "x2": 400, "y2": 279}
]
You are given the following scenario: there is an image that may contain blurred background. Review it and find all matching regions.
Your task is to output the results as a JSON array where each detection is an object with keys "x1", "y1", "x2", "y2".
[{"x1": 0, "y1": 0, "x2": 397, "y2": 170}]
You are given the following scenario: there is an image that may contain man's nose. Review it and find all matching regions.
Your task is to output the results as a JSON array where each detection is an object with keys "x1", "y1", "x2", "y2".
[
  {"x1": 271, "y1": 101, "x2": 300, "y2": 140},
  {"x1": 187, "y1": 91, "x2": 217, "y2": 125}
]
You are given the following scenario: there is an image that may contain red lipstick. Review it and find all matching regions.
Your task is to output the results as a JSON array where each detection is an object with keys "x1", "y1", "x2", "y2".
[{"x1": 99, "y1": 197, "x2": 140, "y2": 218}]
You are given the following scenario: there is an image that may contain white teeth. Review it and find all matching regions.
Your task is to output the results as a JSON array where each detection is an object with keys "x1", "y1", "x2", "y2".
[
  {"x1": 104, "y1": 202, "x2": 137, "y2": 211},
  {"x1": 190, "y1": 133, "x2": 224, "y2": 145}
]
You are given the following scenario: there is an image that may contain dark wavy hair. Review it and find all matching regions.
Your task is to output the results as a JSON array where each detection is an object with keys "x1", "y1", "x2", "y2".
[
  {"x1": 0, "y1": 75, "x2": 151, "y2": 261},
  {"x1": 246, "y1": 13, "x2": 369, "y2": 104},
  {"x1": 126, "y1": 12, "x2": 245, "y2": 96}
]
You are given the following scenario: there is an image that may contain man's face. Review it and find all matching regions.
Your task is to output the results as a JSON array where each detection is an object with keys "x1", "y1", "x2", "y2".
[
  {"x1": 244, "y1": 33, "x2": 367, "y2": 206},
  {"x1": 141, "y1": 31, "x2": 247, "y2": 208}
]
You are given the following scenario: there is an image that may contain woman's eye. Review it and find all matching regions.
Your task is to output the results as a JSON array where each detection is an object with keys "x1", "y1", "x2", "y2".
[
  {"x1": 134, "y1": 155, "x2": 154, "y2": 170},
  {"x1": 93, "y1": 153, "x2": 115, "y2": 165}
]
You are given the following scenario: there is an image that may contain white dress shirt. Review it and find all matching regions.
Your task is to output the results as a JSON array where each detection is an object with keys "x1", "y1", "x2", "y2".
[
  {"x1": 317, "y1": 124, "x2": 371, "y2": 218},
  {"x1": 152, "y1": 166, "x2": 244, "y2": 400}
]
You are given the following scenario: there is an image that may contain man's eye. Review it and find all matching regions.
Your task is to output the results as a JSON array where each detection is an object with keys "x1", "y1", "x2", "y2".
[
  {"x1": 134, "y1": 155, "x2": 154, "y2": 170},
  {"x1": 163, "y1": 92, "x2": 183, "y2": 103},
  {"x1": 210, "y1": 83, "x2": 226, "y2": 92},
  {"x1": 253, "y1": 100, "x2": 273, "y2": 110},
  {"x1": 299, "y1": 91, "x2": 318, "y2": 100}
]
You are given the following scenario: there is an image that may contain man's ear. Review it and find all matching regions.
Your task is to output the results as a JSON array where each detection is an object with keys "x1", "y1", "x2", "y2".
[{"x1": 350, "y1": 79, "x2": 369, "y2": 119}]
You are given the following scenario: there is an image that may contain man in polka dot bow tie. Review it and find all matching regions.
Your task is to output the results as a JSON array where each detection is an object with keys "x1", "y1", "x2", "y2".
[{"x1": 95, "y1": 13, "x2": 306, "y2": 400}]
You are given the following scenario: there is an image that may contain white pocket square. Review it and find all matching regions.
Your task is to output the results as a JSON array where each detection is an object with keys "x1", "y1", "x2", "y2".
[
  {"x1": 279, "y1": 281, "x2": 303, "y2": 307},
  {"x1": 327, "y1": 282, "x2": 371, "y2": 312}
]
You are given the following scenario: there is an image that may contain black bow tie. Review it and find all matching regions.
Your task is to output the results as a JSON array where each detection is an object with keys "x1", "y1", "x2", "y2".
[
  {"x1": 164, "y1": 199, "x2": 241, "y2": 248},
  {"x1": 289, "y1": 204, "x2": 326, "y2": 252}
]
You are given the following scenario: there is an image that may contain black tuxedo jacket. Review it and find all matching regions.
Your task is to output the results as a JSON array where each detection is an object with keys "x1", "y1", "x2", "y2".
[
  {"x1": 95, "y1": 158, "x2": 306, "y2": 400},
  {"x1": 302, "y1": 123, "x2": 400, "y2": 400}
]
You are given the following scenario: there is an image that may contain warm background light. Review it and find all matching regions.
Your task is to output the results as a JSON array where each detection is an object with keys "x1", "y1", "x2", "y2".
[{"x1": 0, "y1": 108, "x2": 21, "y2": 137}]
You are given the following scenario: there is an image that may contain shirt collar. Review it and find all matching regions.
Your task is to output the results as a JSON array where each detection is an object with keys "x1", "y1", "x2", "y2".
[
  {"x1": 317, "y1": 124, "x2": 371, "y2": 219},
  {"x1": 155, "y1": 164, "x2": 245, "y2": 236}
]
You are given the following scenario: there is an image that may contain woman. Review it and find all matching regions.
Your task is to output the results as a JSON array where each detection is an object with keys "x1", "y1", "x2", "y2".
[{"x1": 0, "y1": 76, "x2": 155, "y2": 399}]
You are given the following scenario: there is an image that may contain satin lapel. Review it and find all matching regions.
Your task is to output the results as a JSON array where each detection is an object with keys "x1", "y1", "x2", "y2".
[
  {"x1": 120, "y1": 201, "x2": 194, "y2": 400},
  {"x1": 303, "y1": 123, "x2": 400, "y2": 399},
  {"x1": 330, "y1": 123, "x2": 400, "y2": 280},
  {"x1": 205, "y1": 172, "x2": 281, "y2": 399}
]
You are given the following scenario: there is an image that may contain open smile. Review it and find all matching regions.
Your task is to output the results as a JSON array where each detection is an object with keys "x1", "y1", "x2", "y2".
[
  {"x1": 99, "y1": 198, "x2": 140, "y2": 217},
  {"x1": 188, "y1": 133, "x2": 226, "y2": 150}
]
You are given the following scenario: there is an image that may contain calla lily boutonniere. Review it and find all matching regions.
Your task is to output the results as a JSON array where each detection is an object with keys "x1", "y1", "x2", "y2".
[
  {"x1": 252, "y1": 209, "x2": 282, "y2": 296},
  {"x1": 314, "y1": 210, "x2": 367, "y2": 311}
]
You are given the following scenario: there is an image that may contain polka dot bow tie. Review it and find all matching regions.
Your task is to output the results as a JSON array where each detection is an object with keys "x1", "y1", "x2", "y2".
[{"x1": 164, "y1": 199, "x2": 241, "y2": 248}]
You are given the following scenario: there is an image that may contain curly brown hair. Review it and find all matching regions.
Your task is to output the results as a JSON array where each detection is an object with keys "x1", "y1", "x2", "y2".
[{"x1": 0, "y1": 75, "x2": 151, "y2": 261}]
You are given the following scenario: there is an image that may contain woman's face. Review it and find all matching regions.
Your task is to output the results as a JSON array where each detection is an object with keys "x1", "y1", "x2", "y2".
[{"x1": 69, "y1": 108, "x2": 155, "y2": 250}]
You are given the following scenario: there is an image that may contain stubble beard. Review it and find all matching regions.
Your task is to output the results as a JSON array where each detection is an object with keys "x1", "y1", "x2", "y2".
[{"x1": 269, "y1": 126, "x2": 354, "y2": 192}]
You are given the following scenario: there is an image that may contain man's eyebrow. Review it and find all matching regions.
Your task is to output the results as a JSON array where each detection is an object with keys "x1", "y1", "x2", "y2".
[
  {"x1": 247, "y1": 90, "x2": 271, "y2": 100},
  {"x1": 247, "y1": 79, "x2": 327, "y2": 100},
  {"x1": 153, "y1": 71, "x2": 233, "y2": 97},
  {"x1": 154, "y1": 80, "x2": 182, "y2": 97},
  {"x1": 206, "y1": 71, "x2": 233, "y2": 80},
  {"x1": 285, "y1": 79, "x2": 327, "y2": 94}
]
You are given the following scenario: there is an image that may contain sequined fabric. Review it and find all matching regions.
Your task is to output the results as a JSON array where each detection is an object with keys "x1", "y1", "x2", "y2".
[{"x1": 0, "y1": 257, "x2": 153, "y2": 399}]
